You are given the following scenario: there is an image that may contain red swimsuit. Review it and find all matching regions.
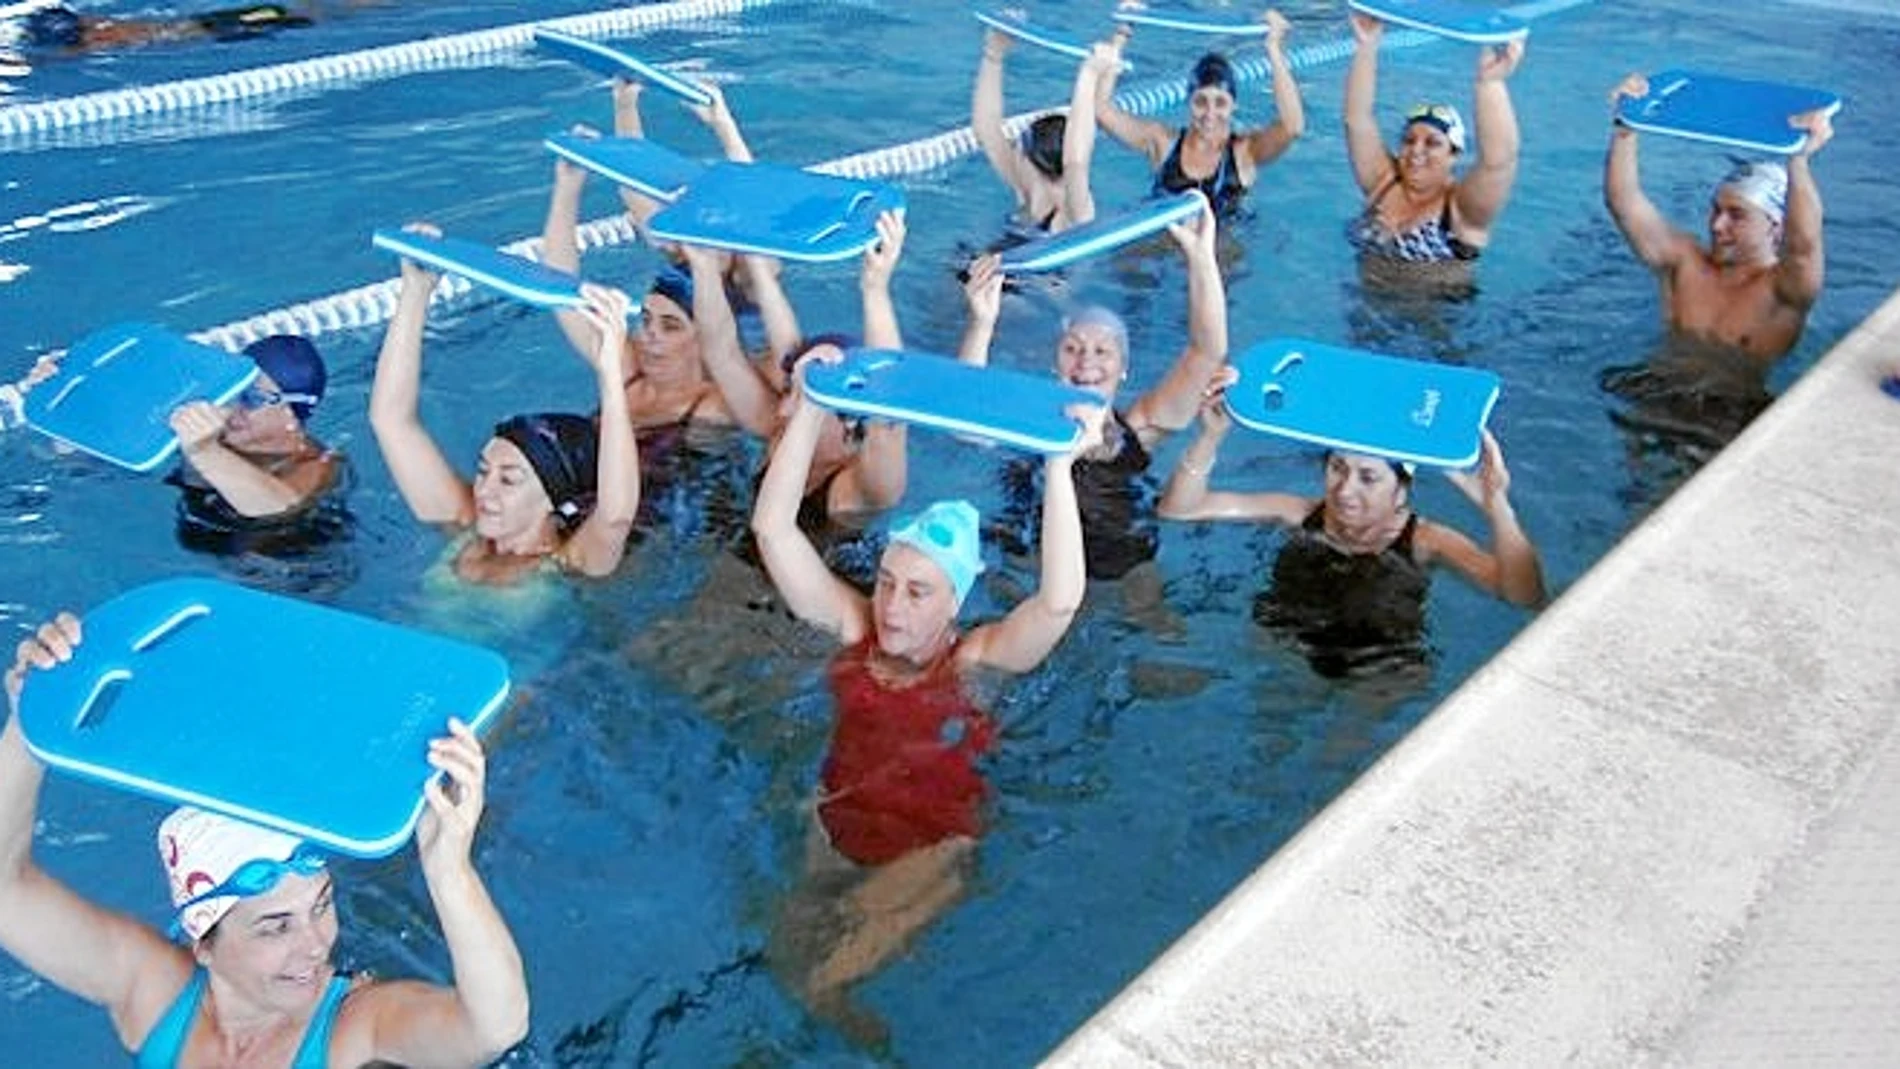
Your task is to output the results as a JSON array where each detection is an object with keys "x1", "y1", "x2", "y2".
[{"x1": 818, "y1": 637, "x2": 997, "y2": 866}]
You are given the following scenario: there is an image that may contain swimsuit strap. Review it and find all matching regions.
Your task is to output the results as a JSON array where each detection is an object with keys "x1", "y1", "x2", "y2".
[
  {"x1": 134, "y1": 969, "x2": 208, "y2": 1068},
  {"x1": 289, "y1": 974, "x2": 354, "y2": 1069}
]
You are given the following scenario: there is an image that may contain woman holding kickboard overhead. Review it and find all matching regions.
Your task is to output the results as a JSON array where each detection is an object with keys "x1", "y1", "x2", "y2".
[{"x1": 0, "y1": 612, "x2": 530, "y2": 1067}]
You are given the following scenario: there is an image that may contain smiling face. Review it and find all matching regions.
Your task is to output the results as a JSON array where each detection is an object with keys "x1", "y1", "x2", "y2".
[
  {"x1": 871, "y1": 543, "x2": 959, "y2": 663},
  {"x1": 1707, "y1": 189, "x2": 1781, "y2": 267},
  {"x1": 1055, "y1": 322, "x2": 1126, "y2": 400},
  {"x1": 1396, "y1": 121, "x2": 1458, "y2": 189},
  {"x1": 1188, "y1": 85, "x2": 1235, "y2": 139},
  {"x1": 472, "y1": 438, "x2": 555, "y2": 544},
  {"x1": 1323, "y1": 452, "x2": 1409, "y2": 528},
  {"x1": 197, "y1": 871, "x2": 338, "y2": 1015}
]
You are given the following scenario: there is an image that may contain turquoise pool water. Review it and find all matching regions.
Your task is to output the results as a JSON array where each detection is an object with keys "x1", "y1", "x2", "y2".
[{"x1": 3, "y1": 0, "x2": 1898, "y2": 1064}]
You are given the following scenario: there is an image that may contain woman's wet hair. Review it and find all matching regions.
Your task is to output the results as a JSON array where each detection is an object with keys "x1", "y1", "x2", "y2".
[{"x1": 1020, "y1": 114, "x2": 1067, "y2": 181}]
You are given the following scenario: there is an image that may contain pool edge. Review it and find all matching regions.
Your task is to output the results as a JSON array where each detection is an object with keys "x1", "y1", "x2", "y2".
[{"x1": 1046, "y1": 287, "x2": 1900, "y2": 1066}]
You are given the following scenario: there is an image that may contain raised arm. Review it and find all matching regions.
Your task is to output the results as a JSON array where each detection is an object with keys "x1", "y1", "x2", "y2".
[
  {"x1": 751, "y1": 364, "x2": 871, "y2": 644},
  {"x1": 1343, "y1": 13, "x2": 1396, "y2": 197},
  {"x1": 353, "y1": 721, "x2": 530, "y2": 1067},
  {"x1": 972, "y1": 29, "x2": 1031, "y2": 201},
  {"x1": 1061, "y1": 37, "x2": 1125, "y2": 227},
  {"x1": 540, "y1": 150, "x2": 607, "y2": 363},
  {"x1": 169, "y1": 403, "x2": 330, "y2": 518},
  {"x1": 1157, "y1": 370, "x2": 1311, "y2": 523},
  {"x1": 0, "y1": 616, "x2": 189, "y2": 1051},
  {"x1": 827, "y1": 213, "x2": 910, "y2": 515},
  {"x1": 608, "y1": 81, "x2": 668, "y2": 232},
  {"x1": 556, "y1": 285, "x2": 640, "y2": 578},
  {"x1": 1420, "y1": 430, "x2": 1545, "y2": 606},
  {"x1": 1452, "y1": 39, "x2": 1525, "y2": 235},
  {"x1": 681, "y1": 243, "x2": 776, "y2": 437},
  {"x1": 956, "y1": 253, "x2": 1003, "y2": 367},
  {"x1": 1604, "y1": 75, "x2": 1697, "y2": 271},
  {"x1": 1126, "y1": 197, "x2": 1228, "y2": 440},
  {"x1": 964, "y1": 404, "x2": 1105, "y2": 674},
  {"x1": 1774, "y1": 109, "x2": 1830, "y2": 310},
  {"x1": 368, "y1": 242, "x2": 474, "y2": 527},
  {"x1": 1239, "y1": 10, "x2": 1306, "y2": 166},
  {"x1": 1094, "y1": 27, "x2": 1174, "y2": 165},
  {"x1": 689, "y1": 80, "x2": 754, "y2": 163}
]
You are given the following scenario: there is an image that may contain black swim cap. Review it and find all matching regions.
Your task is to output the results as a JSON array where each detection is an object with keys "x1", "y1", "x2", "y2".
[
  {"x1": 1020, "y1": 114, "x2": 1067, "y2": 181},
  {"x1": 24, "y1": 6, "x2": 82, "y2": 49},
  {"x1": 1187, "y1": 53, "x2": 1237, "y2": 101},
  {"x1": 493, "y1": 413, "x2": 599, "y2": 533}
]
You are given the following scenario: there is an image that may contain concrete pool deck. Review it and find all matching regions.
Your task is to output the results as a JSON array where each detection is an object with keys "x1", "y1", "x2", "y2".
[{"x1": 1049, "y1": 290, "x2": 1900, "y2": 1066}]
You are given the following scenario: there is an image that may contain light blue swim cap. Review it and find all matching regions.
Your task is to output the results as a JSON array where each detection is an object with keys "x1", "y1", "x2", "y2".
[{"x1": 886, "y1": 499, "x2": 985, "y2": 607}]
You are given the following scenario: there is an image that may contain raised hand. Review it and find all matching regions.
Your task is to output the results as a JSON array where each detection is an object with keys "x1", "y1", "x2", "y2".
[
  {"x1": 396, "y1": 221, "x2": 444, "y2": 289},
  {"x1": 1477, "y1": 38, "x2": 1524, "y2": 83},
  {"x1": 962, "y1": 253, "x2": 1004, "y2": 322},
  {"x1": 575, "y1": 282, "x2": 635, "y2": 380},
  {"x1": 1790, "y1": 107, "x2": 1834, "y2": 158},
  {"x1": 861, "y1": 210, "x2": 907, "y2": 287},
  {"x1": 169, "y1": 401, "x2": 230, "y2": 455},
  {"x1": 5, "y1": 612, "x2": 81, "y2": 708},
  {"x1": 416, "y1": 717, "x2": 487, "y2": 868},
  {"x1": 1166, "y1": 192, "x2": 1218, "y2": 261},
  {"x1": 1444, "y1": 428, "x2": 1512, "y2": 512},
  {"x1": 1350, "y1": 10, "x2": 1384, "y2": 44}
]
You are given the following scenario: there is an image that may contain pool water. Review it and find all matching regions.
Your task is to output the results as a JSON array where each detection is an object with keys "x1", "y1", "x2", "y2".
[{"x1": 3, "y1": 0, "x2": 1899, "y2": 1065}]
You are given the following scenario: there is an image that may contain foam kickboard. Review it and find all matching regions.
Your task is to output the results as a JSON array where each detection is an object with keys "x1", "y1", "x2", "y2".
[
  {"x1": 24, "y1": 322, "x2": 258, "y2": 473},
  {"x1": 1348, "y1": 0, "x2": 1528, "y2": 44},
  {"x1": 16, "y1": 578, "x2": 512, "y2": 858},
  {"x1": 534, "y1": 27, "x2": 712, "y2": 105},
  {"x1": 645, "y1": 161, "x2": 906, "y2": 263},
  {"x1": 803, "y1": 347, "x2": 1098, "y2": 453},
  {"x1": 1226, "y1": 337, "x2": 1500, "y2": 467},
  {"x1": 544, "y1": 132, "x2": 707, "y2": 204},
  {"x1": 1000, "y1": 191, "x2": 1205, "y2": 273},
  {"x1": 1615, "y1": 69, "x2": 1841, "y2": 155},
  {"x1": 372, "y1": 229, "x2": 603, "y2": 314},
  {"x1": 973, "y1": 8, "x2": 1131, "y2": 70}
]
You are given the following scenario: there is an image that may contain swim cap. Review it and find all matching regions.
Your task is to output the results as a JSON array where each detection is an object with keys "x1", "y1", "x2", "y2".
[
  {"x1": 649, "y1": 264, "x2": 695, "y2": 320},
  {"x1": 887, "y1": 499, "x2": 985, "y2": 608},
  {"x1": 1403, "y1": 102, "x2": 1467, "y2": 153},
  {"x1": 23, "y1": 5, "x2": 81, "y2": 48},
  {"x1": 493, "y1": 412, "x2": 598, "y2": 532},
  {"x1": 243, "y1": 334, "x2": 326, "y2": 423},
  {"x1": 159, "y1": 807, "x2": 307, "y2": 942},
  {"x1": 1187, "y1": 52, "x2": 1237, "y2": 101},
  {"x1": 1061, "y1": 305, "x2": 1129, "y2": 358},
  {"x1": 1021, "y1": 114, "x2": 1067, "y2": 181},
  {"x1": 1717, "y1": 159, "x2": 1788, "y2": 226}
]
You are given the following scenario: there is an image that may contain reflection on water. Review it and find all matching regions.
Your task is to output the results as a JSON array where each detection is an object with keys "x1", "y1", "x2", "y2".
[{"x1": 1600, "y1": 337, "x2": 1775, "y2": 511}]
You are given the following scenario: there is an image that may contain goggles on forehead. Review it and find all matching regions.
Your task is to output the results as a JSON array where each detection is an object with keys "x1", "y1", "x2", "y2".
[{"x1": 174, "y1": 841, "x2": 328, "y2": 921}]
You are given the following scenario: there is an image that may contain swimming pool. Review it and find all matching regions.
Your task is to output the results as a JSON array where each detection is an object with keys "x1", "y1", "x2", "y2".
[{"x1": 3, "y1": 0, "x2": 1897, "y2": 1064}]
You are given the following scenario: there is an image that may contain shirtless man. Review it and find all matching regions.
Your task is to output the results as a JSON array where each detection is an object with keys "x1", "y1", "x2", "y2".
[{"x1": 1605, "y1": 73, "x2": 1832, "y2": 365}]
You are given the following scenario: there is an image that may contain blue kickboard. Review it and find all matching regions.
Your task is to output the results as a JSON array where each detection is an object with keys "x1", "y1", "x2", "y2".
[
  {"x1": 1227, "y1": 338, "x2": 1500, "y2": 467},
  {"x1": 534, "y1": 27, "x2": 712, "y2": 105},
  {"x1": 973, "y1": 9, "x2": 1130, "y2": 70},
  {"x1": 1615, "y1": 70, "x2": 1841, "y2": 155},
  {"x1": 372, "y1": 229, "x2": 598, "y2": 314},
  {"x1": 645, "y1": 161, "x2": 906, "y2": 263},
  {"x1": 545, "y1": 132, "x2": 707, "y2": 204},
  {"x1": 24, "y1": 323, "x2": 259, "y2": 473},
  {"x1": 804, "y1": 348, "x2": 1097, "y2": 454},
  {"x1": 16, "y1": 578, "x2": 512, "y2": 858},
  {"x1": 1115, "y1": 8, "x2": 1265, "y2": 34},
  {"x1": 1348, "y1": 0, "x2": 1527, "y2": 43},
  {"x1": 1000, "y1": 191, "x2": 1205, "y2": 273}
]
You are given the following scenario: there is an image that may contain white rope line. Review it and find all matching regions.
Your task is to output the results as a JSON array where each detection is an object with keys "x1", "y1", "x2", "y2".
[{"x1": 0, "y1": 0, "x2": 782, "y2": 138}]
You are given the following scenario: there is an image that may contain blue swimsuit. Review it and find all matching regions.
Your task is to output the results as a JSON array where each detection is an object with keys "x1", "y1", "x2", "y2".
[{"x1": 134, "y1": 970, "x2": 351, "y2": 1068}]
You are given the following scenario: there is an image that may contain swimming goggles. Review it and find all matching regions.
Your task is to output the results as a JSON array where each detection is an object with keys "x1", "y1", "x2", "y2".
[
  {"x1": 238, "y1": 384, "x2": 319, "y2": 410},
  {"x1": 1404, "y1": 103, "x2": 1459, "y2": 125},
  {"x1": 174, "y1": 841, "x2": 328, "y2": 917}
]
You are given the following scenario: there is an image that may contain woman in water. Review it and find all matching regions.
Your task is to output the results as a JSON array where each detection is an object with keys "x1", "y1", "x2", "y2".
[
  {"x1": 753, "y1": 346, "x2": 1104, "y2": 1040},
  {"x1": 1091, "y1": 10, "x2": 1306, "y2": 217},
  {"x1": 0, "y1": 612, "x2": 529, "y2": 1067},
  {"x1": 1159, "y1": 370, "x2": 1544, "y2": 677},
  {"x1": 1342, "y1": 11, "x2": 1524, "y2": 292},
  {"x1": 370, "y1": 229, "x2": 640, "y2": 583},
  {"x1": 970, "y1": 23, "x2": 1103, "y2": 235}
]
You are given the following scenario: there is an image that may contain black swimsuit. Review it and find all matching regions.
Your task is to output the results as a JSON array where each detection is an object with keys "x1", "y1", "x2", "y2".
[
  {"x1": 1255, "y1": 504, "x2": 1430, "y2": 677},
  {"x1": 1002, "y1": 410, "x2": 1158, "y2": 581},
  {"x1": 1151, "y1": 130, "x2": 1246, "y2": 216}
]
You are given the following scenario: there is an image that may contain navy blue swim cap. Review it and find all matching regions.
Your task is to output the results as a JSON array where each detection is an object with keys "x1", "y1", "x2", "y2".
[
  {"x1": 648, "y1": 264, "x2": 695, "y2": 320},
  {"x1": 24, "y1": 6, "x2": 83, "y2": 48},
  {"x1": 243, "y1": 334, "x2": 326, "y2": 423},
  {"x1": 493, "y1": 412, "x2": 598, "y2": 533},
  {"x1": 1187, "y1": 53, "x2": 1237, "y2": 101},
  {"x1": 1021, "y1": 114, "x2": 1067, "y2": 181}
]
